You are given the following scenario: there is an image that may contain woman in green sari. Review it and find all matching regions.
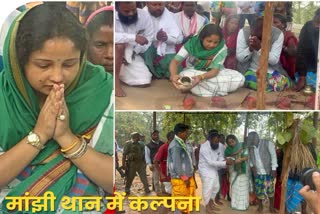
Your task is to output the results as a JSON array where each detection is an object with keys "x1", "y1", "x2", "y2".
[
  {"x1": 225, "y1": 135, "x2": 249, "y2": 211},
  {"x1": 170, "y1": 24, "x2": 244, "y2": 97},
  {"x1": 0, "y1": 3, "x2": 113, "y2": 213}
]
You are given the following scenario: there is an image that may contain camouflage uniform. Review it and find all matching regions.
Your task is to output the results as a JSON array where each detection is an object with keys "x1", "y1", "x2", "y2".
[{"x1": 123, "y1": 140, "x2": 150, "y2": 194}]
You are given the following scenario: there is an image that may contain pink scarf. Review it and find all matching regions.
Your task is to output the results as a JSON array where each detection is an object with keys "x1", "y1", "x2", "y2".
[{"x1": 181, "y1": 12, "x2": 197, "y2": 36}]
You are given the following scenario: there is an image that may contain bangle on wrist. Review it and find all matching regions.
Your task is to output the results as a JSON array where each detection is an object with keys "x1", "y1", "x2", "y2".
[
  {"x1": 200, "y1": 74, "x2": 205, "y2": 81},
  {"x1": 63, "y1": 137, "x2": 88, "y2": 159},
  {"x1": 60, "y1": 137, "x2": 80, "y2": 152}
]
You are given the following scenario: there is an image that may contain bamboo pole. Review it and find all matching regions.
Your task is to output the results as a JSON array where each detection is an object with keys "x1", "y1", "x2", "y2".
[{"x1": 257, "y1": 2, "x2": 273, "y2": 109}]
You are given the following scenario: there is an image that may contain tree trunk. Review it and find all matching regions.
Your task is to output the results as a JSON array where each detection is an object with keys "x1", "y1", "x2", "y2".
[
  {"x1": 297, "y1": 2, "x2": 301, "y2": 24},
  {"x1": 244, "y1": 113, "x2": 249, "y2": 142},
  {"x1": 279, "y1": 120, "x2": 298, "y2": 214},
  {"x1": 153, "y1": 112, "x2": 156, "y2": 131},
  {"x1": 257, "y1": 2, "x2": 273, "y2": 109},
  {"x1": 279, "y1": 143, "x2": 291, "y2": 214}
]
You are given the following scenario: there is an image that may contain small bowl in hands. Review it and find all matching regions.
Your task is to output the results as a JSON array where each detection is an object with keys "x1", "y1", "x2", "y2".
[{"x1": 177, "y1": 76, "x2": 193, "y2": 91}]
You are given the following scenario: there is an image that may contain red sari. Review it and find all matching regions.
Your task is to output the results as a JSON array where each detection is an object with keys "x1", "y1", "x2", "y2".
[
  {"x1": 222, "y1": 15, "x2": 240, "y2": 70},
  {"x1": 280, "y1": 31, "x2": 298, "y2": 79}
]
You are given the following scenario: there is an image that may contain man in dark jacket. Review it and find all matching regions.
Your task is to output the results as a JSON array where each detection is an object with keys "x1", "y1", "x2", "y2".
[{"x1": 145, "y1": 130, "x2": 164, "y2": 193}]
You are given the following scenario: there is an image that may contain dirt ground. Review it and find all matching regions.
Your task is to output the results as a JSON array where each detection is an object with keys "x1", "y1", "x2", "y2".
[
  {"x1": 115, "y1": 80, "x2": 314, "y2": 110},
  {"x1": 115, "y1": 154, "x2": 277, "y2": 214}
]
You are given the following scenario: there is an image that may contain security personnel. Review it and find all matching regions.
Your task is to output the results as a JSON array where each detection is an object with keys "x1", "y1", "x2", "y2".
[{"x1": 122, "y1": 132, "x2": 150, "y2": 195}]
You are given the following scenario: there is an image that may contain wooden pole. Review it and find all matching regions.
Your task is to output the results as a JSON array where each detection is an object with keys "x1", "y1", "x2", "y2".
[
  {"x1": 256, "y1": 2, "x2": 273, "y2": 109},
  {"x1": 279, "y1": 143, "x2": 291, "y2": 214},
  {"x1": 279, "y1": 120, "x2": 298, "y2": 214},
  {"x1": 153, "y1": 112, "x2": 156, "y2": 131}
]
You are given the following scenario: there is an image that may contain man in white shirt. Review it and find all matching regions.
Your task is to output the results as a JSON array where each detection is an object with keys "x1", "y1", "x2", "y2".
[
  {"x1": 174, "y1": 2, "x2": 206, "y2": 43},
  {"x1": 198, "y1": 132, "x2": 233, "y2": 213},
  {"x1": 236, "y1": 16, "x2": 291, "y2": 92},
  {"x1": 247, "y1": 131, "x2": 278, "y2": 214},
  {"x1": 143, "y1": 2, "x2": 183, "y2": 79},
  {"x1": 236, "y1": 2, "x2": 256, "y2": 28},
  {"x1": 115, "y1": 2, "x2": 154, "y2": 97}
]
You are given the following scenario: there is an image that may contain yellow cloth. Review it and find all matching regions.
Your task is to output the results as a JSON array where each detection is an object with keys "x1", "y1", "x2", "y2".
[{"x1": 171, "y1": 177, "x2": 196, "y2": 213}]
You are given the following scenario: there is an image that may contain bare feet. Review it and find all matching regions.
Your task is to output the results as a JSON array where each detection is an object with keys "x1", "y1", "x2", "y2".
[
  {"x1": 115, "y1": 84, "x2": 126, "y2": 97},
  {"x1": 255, "y1": 205, "x2": 263, "y2": 214},
  {"x1": 295, "y1": 77, "x2": 306, "y2": 91},
  {"x1": 214, "y1": 199, "x2": 224, "y2": 206},
  {"x1": 269, "y1": 207, "x2": 278, "y2": 213}
]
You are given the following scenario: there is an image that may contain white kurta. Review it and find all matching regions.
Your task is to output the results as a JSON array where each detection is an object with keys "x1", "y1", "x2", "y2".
[
  {"x1": 198, "y1": 141, "x2": 226, "y2": 205},
  {"x1": 115, "y1": 9, "x2": 154, "y2": 85},
  {"x1": 174, "y1": 11, "x2": 205, "y2": 37},
  {"x1": 236, "y1": 28, "x2": 284, "y2": 74},
  {"x1": 143, "y1": 7, "x2": 183, "y2": 56}
]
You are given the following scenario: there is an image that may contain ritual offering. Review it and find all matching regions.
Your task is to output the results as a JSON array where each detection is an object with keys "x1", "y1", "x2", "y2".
[
  {"x1": 211, "y1": 96, "x2": 227, "y2": 108},
  {"x1": 183, "y1": 97, "x2": 196, "y2": 110},
  {"x1": 178, "y1": 76, "x2": 193, "y2": 91}
]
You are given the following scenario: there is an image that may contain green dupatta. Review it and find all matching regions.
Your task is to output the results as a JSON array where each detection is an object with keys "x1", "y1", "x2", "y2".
[
  {"x1": 225, "y1": 140, "x2": 247, "y2": 175},
  {"x1": 0, "y1": 9, "x2": 113, "y2": 213},
  {"x1": 184, "y1": 24, "x2": 225, "y2": 71}
]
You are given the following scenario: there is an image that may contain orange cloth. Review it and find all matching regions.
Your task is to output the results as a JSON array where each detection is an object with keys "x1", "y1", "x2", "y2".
[{"x1": 171, "y1": 176, "x2": 196, "y2": 213}]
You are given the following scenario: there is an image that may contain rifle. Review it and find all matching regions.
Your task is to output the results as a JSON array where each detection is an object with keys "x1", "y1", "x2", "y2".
[{"x1": 116, "y1": 166, "x2": 125, "y2": 178}]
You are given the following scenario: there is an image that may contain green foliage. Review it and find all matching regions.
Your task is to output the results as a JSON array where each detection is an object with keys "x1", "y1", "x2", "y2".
[
  {"x1": 293, "y1": 1, "x2": 320, "y2": 25},
  {"x1": 318, "y1": 152, "x2": 320, "y2": 168},
  {"x1": 161, "y1": 112, "x2": 242, "y2": 143},
  {"x1": 115, "y1": 112, "x2": 318, "y2": 150},
  {"x1": 277, "y1": 131, "x2": 292, "y2": 145},
  {"x1": 300, "y1": 119, "x2": 319, "y2": 144},
  {"x1": 286, "y1": 113, "x2": 294, "y2": 128},
  {"x1": 115, "y1": 112, "x2": 155, "y2": 147}
]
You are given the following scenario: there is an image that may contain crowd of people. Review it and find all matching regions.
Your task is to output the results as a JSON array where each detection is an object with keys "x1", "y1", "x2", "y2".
[
  {"x1": 117, "y1": 124, "x2": 318, "y2": 214},
  {"x1": 115, "y1": 1, "x2": 320, "y2": 98}
]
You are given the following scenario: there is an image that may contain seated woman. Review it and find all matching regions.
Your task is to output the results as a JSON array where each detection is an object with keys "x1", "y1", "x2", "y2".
[
  {"x1": 273, "y1": 13, "x2": 298, "y2": 80},
  {"x1": 225, "y1": 135, "x2": 250, "y2": 211},
  {"x1": 85, "y1": 6, "x2": 114, "y2": 74},
  {"x1": 170, "y1": 24, "x2": 244, "y2": 97},
  {"x1": 0, "y1": 3, "x2": 113, "y2": 212},
  {"x1": 222, "y1": 14, "x2": 240, "y2": 70}
]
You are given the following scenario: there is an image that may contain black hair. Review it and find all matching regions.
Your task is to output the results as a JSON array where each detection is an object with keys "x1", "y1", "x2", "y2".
[
  {"x1": 273, "y1": 13, "x2": 287, "y2": 29},
  {"x1": 152, "y1": 130, "x2": 159, "y2": 135},
  {"x1": 174, "y1": 123, "x2": 189, "y2": 135},
  {"x1": 226, "y1": 134, "x2": 238, "y2": 144},
  {"x1": 219, "y1": 134, "x2": 225, "y2": 138},
  {"x1": 87, "y1": 10, "x2": 113, "y2": 37},
  {"x1": 115, "y1": 2, "x2": 136, "y2": 11},
  {"x1": 251, "y1": 16, "x2": 264, "y2": 31},
  {"x1": 207, "y1": 132, "x2": 219, "y2": 141},
  {"x1": 16, "y1": 3, "x2": 87, "y2": 70},
  {"x1": 166, "y1": 131, "x2": 175, "y2": 140},
  {"x1": 199, "y1": 24, "x2": 223, "y2": 42},
  {"x1": 247, "y1": 131, "x2": 259, "y2": 145},
  {"x1": 208, "y1": 129, "x2": 219, "y2": 135},
  {"x1": 181, "y1": 2, "x2": 197, "y2": 6}
]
